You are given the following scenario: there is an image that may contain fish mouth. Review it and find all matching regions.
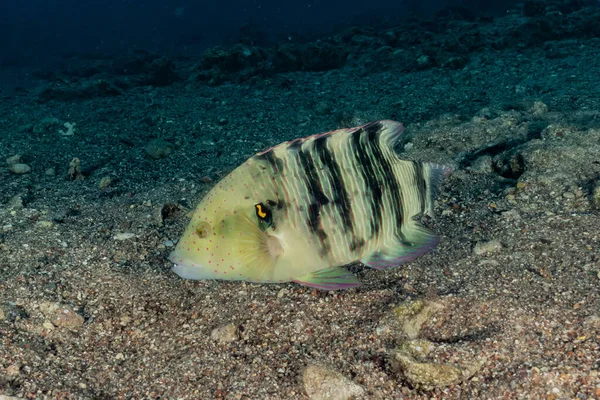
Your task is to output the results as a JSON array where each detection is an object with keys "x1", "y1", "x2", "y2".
[{"x1": 168, "y1": 251, "x2": 212, "y2": 280}]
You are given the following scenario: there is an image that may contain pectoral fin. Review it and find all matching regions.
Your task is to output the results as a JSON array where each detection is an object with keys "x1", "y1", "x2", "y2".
[{"x1": 292, "y1": 266, "x2": 361, "y2": 290}]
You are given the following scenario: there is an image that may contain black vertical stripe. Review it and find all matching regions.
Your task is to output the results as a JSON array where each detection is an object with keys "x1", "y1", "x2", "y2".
[
  {"x1": 414, "y1": 161, "x2": 427, "y2": 215},
  {"x1": 365, "y1": 125, "x2": 412, "y2": 244},
  {"x1": 351, "y1": 128, "x2": 383, "y2": 239},
  {"x1": 297, "y1": 147, "x2": 330, "y2": 256},
  {"x1": 313, "y1": 136, "x2": 355, "y2": 239}
]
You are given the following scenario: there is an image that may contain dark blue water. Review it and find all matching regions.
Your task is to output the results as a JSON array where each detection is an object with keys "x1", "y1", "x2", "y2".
[{"x1": 0, "y1": 0, "x2": 518, "y2": 67}]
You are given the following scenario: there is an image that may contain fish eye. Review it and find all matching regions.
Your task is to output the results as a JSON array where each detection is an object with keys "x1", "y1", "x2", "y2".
[
  {"x1": 195, "y1": 221, "x2": 212, "y2": 239},
  {"x1": 254, "y1": 202, "x2": 272, "y2": 230}
]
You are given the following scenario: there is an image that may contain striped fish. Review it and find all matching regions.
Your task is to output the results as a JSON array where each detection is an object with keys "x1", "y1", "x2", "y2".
[{"x1": 169, "y1": 120, "x2": 451, "y2": 290}]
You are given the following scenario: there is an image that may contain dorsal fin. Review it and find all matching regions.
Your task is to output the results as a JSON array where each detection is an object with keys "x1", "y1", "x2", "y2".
[
  {"x1": 269, "y1": 120, "x2": 405, "y2": 154},
  {"x1": 362, "y1": 120, "x2": 405, "y2": 150}
]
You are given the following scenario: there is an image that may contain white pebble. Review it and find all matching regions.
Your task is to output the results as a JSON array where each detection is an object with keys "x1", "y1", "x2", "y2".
[
  {"x1": 474, "y1": 239, "x2": 503, "y2": 256},
  {"x1": 10, "y1": 163, "x2": 31, "y2": 174},
  {"x1": 114, "y1": 232, "x2": 136, "y2": 241}
]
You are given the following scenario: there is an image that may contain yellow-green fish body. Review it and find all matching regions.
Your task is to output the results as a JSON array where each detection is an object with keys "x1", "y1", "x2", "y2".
[{"x1": 169, "y1": 120, "x2": 450, "y2": 289}]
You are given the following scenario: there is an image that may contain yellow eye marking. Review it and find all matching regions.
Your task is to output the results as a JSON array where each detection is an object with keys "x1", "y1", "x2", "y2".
[
  {"x1": 255, "y1": 204, "x2": 267, "y2": 218},
  {"x1": 254, "y1": 202, "x2": 273, "y2": 230}
]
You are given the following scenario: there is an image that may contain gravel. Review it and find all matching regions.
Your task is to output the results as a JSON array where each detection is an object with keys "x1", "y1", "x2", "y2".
[{"x1": 1, "y1": 5, "x2": 600, "y2": 399}]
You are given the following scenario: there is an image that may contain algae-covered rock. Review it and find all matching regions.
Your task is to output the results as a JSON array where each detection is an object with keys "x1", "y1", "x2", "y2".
[
  {"x1": 385, "y1": 299, "x2": 485, "y2": 390},
  {"x1": 390, "y1": 349, "x2": 484, "y2": 390},
  {"x1": 393, "y1": 299, "x2": 444, "y2": 339}
]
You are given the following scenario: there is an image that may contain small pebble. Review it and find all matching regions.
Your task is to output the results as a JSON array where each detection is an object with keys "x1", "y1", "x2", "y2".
[
  {"x1": 36, "y1": 220, "x2": 54, "y2": 229},
  {"x1": 8, "y1": 195, "x2": 23, "y2": 209},
  {"x1": 39, "y1": 302, "x2": 84, "y2": 329},
  {"x1": 10, "y1": 163, "x2": 31, "y2": 174},
  {"x1": 145, "y1": 139, "x2": 174, "y2": 160},
  {"x1": 5, "y1": 363, "x2": 20, "y2": 377},
  {"x1": 501, "y1": 209, "x2": 521, "y2": 220},
  {"x1": 6, "y1": 154, "x2": 21, "y2": 165},
  {"x1": 210, "y1": 323, "x2": 239, "y2": 343},
  {"x1": 114, "y1": 232, "x2": 136, "y2": 241},
  {"x1": 474, "y1": 239, "x2": 503, "y2": 256},
  {"x1": 302, "y1": 363, "x2": 364, "y2": 400},
  {"x1": 99, "y1": 176, "x2": 112, "y2": 189}
]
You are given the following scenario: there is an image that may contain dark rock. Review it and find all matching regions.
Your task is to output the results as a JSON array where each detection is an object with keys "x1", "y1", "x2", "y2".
[
  {"x1": 493, "y1": 152, "x2": 526, "y2": 179},
  {"x1": 300, "y1": 42, "x2": 348, "y2": 72},
  {"x1": 273, "y1": 44, "x2": 302, "y2": 72},
  {"x1": 145, "y1": 139, "x2": 175, "y2": 160},
  {"x1": 141, "y1": 57, "x2": 181, "y2": 87}
]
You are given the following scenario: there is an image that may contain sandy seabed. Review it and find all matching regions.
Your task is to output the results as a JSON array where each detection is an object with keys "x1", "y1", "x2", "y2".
[{"x1": 1, "y1": 7, "x2": 600, "y2": 399}]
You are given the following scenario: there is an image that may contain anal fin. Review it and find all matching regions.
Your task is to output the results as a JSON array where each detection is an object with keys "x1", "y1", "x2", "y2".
[{"x1": 292, "y1": 266, "x2": 361, "y2": 290}]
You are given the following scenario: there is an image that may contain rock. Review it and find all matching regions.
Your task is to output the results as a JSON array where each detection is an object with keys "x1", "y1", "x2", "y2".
[
  {"x1": 114, "y1": 232, "x2": 136, "y2": 241},
  {"x1": 145, "y1": 138, "x2": 174, "y2": 160},
  {"x1": 501, "y1": 209, "x2": 521, "y2": 220},
  {"x1": 592, "y1": 184, "x2": 600, "y2": 208},
  {"x1": 39, "y1": 302, "x2": 84, "y2": 329},
  {"x1": 314, "y1": 100, "x2": 334, "y2": 116},
  {"x1": 7, "y1": 195, "x2": 24, "y2": 210},
  {"x1": 59, "y1": 121, "x2": 77, "y2": 136},
  {"x1": 397, "y1": 339, "x2": 434, "y2": 359},
  {"x1": 43, "y1": 321, "x2": 55, "y2": 330},
  {"x1": 67, "y1": 157, "x2": 83, "y2": 180},
  {"x1": 0, "y1": 306, "x2": 5, "y2": 320},
  {"x1": 416, "y1": 54, "x2": 432, "y2": 69},
  {"x1": 386, "y1": 300, "x2": 485, "y2": 390},
  {"x1": 470, "y1": 155, "x2": 493, "y2": 174},
  {"x1": 393, "y1": 300, "x2": 444, "y2": 339},
  {"x1": 6, "y1": 155, "x2": 21, "y2": 166},
  {"x1": 139, "y1": 57, "x2": 181, "y2": 87},
  {"x1": 99, "y1": 176, "x2": 112, "y2": 189},
  {"x1": 33, "y1": 117, "x2": 62, "y2": 135},
  {"x1": 473, "y1": 239, "x2": 503, "y2": 255},
  {"x1": 9, "y1": 163, "x2": 31, "y2": 174},
  {"x1": 300, "y1": 43, "x2": 348, "y2": 72},
  {"x1": 0, "y1": 395, "x2": 23, "y2": 400},
  {"x1": 350, "y1": 34, "x2": 375, "y2": 46},
  {"x1": 302, "y1": 364, "x2": 364, "y2": 400},
  {"x1": 36, "y1": 220, "x2": 54, "y2": 229},
  {"x1": 4, "y1": 364, "x2": 20, "y2": 377},
  {"x1": 529, "y1": 101, "x2": 548, "y2": 118},
  {"x1": 210, "y1": 323, "x2": 239, "y2": 343},
  {"x1": 390, "y1": 349, "x2": 484, "y2": 390}
]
